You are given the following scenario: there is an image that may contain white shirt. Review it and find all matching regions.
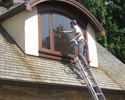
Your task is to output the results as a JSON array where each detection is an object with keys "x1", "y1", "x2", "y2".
[{"x1": 73, "y1": 25, "x2": 84, "y2": 42}]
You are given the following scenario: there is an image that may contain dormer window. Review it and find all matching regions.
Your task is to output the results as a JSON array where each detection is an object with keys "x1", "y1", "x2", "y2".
[
  {"x1": 39, "y1": 13, "x2": 77, "y2": 61},
  {"x1": 0, "y1": 0, "x2": 104, "y2": 67},
  {"x1": 37, "y1": 2, "x2": 87, "y2": 62}
]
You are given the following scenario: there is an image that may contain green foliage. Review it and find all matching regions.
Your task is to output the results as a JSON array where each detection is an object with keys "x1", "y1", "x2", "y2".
[
  {"x1": 0, "y1": 0, "x2": 12, "y2": 7},
  {"x1": 77, "y1": 0, "x2": 107, "y2": 26},
  {"x1": 0, "y1": 0, "x2": 8, "y2": 4},
  {"x1": 105, "y1": 0, "x2": 125, "y2": 63},
  {"x1": 77, "y1": 0, "x2": 125, "y2": 63},
  {"x1": 0, "y1": 0, "x2": 3, "y2": 4}
]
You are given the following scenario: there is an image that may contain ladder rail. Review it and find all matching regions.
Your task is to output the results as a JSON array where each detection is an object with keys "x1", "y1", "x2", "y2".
[
  {"x1": 87, "y1": 70, "x2": 106, "y2": 98},
  {"x1": 76, "y1": 57, "x2": 100, "y2": 100},
  {"x1": 76, "y1": 57, "x2": 106, "y2": 100}
]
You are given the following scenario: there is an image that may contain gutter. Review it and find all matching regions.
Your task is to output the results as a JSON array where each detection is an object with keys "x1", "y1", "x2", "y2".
[
  {"x1": 0, "y1": 78, "x2": 87, "y2": 91},
  {"x1": 0, "y1": 2, "x2": 26, "y2": 23},
  {"x1": 0, "y1": 78, "x2": 125, "y2": 94}
]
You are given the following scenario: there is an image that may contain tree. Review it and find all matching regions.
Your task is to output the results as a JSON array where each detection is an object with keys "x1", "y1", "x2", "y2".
[
  {"x1": 76, "y1": 0, "x2": 125, "y2": 63},
  {"x1": 0, "y1": 0, "x2": 13, "y2": 8},
  {"x1": 105, "y1": 0, "x2": 125, "y2": 63}
]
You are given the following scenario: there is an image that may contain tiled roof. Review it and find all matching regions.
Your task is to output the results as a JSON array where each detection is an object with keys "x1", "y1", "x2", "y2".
[
  {"x1": 96, "y1": 43, "x2": 125, "y2": 90},
  {"x1": 0, "y1": 26, "x2": 125, "y2": 91},
  {"x1": 0, "y1": 26, "x2": 83, "y2": 87}
]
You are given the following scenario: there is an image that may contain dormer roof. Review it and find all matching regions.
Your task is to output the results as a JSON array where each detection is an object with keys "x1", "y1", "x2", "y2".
[{"x1": 0, "y1": 0, "x2": 105, "y2": 35}]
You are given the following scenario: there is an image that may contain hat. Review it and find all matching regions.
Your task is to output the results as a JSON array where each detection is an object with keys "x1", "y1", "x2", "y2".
[{"x1": 71, "y1": 20, "x2": 77, "y2": 24}]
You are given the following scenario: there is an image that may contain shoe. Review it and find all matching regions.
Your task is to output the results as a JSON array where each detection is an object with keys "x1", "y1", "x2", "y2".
[
  {"x1": 72, "y1": 61, "x2": 76, "y2": 64},
  {"x1": 85, "y1": 67, "x2": 90, "y2": 71},
  {"x1": 86, "y1": 67, "x2": 90, "y2": 71}
]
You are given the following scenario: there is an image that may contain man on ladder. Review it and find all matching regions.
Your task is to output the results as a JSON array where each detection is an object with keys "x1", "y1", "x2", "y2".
[
  {"x1": 62, "y1": 19, "x2": 90, "y2": 70},
  {"x1": 62, "y1": 20, "x2": 106, "y2": 100}
]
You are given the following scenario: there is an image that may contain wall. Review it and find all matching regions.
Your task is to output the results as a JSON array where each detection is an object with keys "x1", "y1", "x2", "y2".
[
  {"x1": 25, "y1": 7, "x2": 39, "y2": 56},
  {"x1": 0, "y1": 85, "x2": 90, "y2": 100},
  {"x1": 87, "y1": 24, "x2": 98, "y2": 67},
  {"x1": 0, "y1": 85, "x2": 125, "y2": 100},
  {"x1": 1, "y1": 6, "x2": 39, "y2": 56},
  {"x1": 1, "y1": 11, "x2": 25, "y2": 52}
]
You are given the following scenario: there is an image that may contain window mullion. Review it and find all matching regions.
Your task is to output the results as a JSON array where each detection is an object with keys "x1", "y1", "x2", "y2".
[
  {"x1": 50, "y1": 14, "x2": 54, "y2": 52},
  {"x1": 38, "y1": 13, "x2": 42, "y2": 50}
]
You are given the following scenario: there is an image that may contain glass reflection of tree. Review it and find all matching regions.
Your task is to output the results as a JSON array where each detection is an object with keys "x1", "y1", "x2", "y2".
[{"x1": 53, "y1": 25, "x2": 74, "y2": 54}]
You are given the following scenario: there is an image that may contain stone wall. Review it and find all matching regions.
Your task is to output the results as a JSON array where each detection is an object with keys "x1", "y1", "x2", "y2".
[
  {"x1": 0, "y1": 85, "x2": 125, "y2": 100},
  {"x1": 0, "y1": 85, "x2": 91, "y2": 100}
]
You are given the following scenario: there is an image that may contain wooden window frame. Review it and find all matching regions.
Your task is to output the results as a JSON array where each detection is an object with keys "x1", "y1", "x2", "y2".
[
  {"x1": 38, "y1": 13, "x2": 74, "y2": 62},
  {"x1": 37, "y1": 3, "x2": 89, "y2": 62}
]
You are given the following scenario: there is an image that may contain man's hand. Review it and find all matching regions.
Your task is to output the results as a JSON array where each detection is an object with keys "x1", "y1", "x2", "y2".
[
  {"x1": 61, "y1": 30, "x2": 73, "y2": 34},
  {"x1": 70, "y1": 38, "x2": 75, "y2": 42},
  {"x1": 61, "y1": 31, "x2": 66, "y2": 34}
]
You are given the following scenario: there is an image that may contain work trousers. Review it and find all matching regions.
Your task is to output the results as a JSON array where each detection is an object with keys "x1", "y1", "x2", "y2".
[{"x1": 78, "y1": 39, "x2": 88, "y2": 66}]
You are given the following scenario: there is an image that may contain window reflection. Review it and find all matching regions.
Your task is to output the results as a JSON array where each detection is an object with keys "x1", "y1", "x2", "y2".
[
  {"x1": 41, "y1": 13, "x2": 75, "y2": 55},
  {"x1": 53, "y1": 14, "x2": 74, "y2": 54},
  {"x1": 41, "y1": 14, "x2": 50, "y2": 50}
]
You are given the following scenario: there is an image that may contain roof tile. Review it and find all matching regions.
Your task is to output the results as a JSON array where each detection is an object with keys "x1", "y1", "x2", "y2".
[{"x1": 0, "y1": 27, "x2": 125, "y2": 90}]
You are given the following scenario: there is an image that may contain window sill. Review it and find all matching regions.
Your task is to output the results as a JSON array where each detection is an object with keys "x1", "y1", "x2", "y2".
[{"x1": 39, "y1": 50, "x2": 75, "y2": 62}]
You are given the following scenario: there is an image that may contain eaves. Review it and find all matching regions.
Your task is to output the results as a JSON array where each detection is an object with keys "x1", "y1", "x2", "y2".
[{"x1": 0, "y1": 2, "x2": 26, "y2": 23}]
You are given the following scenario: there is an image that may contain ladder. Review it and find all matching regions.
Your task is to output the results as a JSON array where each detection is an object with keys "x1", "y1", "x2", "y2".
[{"x1": 75, "y1": 57, "x2": 106, "y2": 100}]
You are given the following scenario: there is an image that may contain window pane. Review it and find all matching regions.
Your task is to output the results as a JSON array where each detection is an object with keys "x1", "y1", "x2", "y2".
[
  {"x1": 41, "y1": 14, "x2": 50, "y2": 50},
  {"x1": 53, "y1": 14, "x2": 74, "y2": 54}
]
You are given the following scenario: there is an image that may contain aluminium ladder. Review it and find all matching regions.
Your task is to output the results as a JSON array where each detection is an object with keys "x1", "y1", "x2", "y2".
[{"x1": 75, "y1": 57, "x2": 106, "y2": 100}]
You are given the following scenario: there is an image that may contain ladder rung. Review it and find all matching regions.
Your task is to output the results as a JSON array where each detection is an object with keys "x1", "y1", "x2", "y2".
[
  {"x1": 93, "y1": 85, "x2": 98, "y2": 88},
  {"x1": 88, "y1": 76, "x2": 94, "y2": 79},
  {"x1": 75, "y1": 57, "x2": 106, "y2": 100},
  {"x1": 96, "y1": 93, "x2": 103, "y2": 96},
  {"x1": 85, "y1": 68, "x2": 90, "y2": 71},
  {"x1": 80, "y1": 68, "x2": 83, "y2": 70}
]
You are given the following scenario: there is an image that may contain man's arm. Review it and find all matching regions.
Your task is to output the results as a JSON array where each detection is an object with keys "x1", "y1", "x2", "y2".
[
  {"x1": 70, "y1": 32, "x2": 82, "y2": 42},
  {"x1": 62, "y1": 30, "x2": 73, "y2": 34}
]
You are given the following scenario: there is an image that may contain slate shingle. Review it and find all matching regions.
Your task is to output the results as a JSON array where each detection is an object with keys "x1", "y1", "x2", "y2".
[{"x1": 0, "y1": 26, "x2": 125, "y2": 91}]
